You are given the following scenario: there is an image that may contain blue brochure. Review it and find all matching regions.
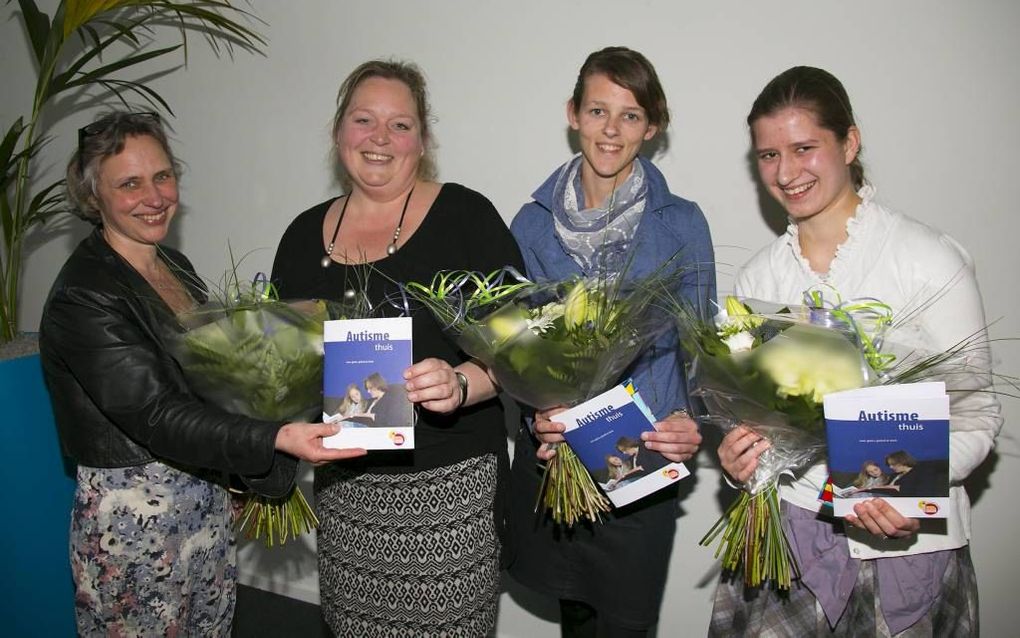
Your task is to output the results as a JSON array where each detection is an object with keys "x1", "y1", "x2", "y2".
[
  {"x1": 824, "y1": 382, "x2": 950, "y2": 518},
  {"x1": 322, "y1": 317, "x2": 414, "y2": 450},
  {"x1": 559, "y1": 384, "x2": 690, "y2": 508}
]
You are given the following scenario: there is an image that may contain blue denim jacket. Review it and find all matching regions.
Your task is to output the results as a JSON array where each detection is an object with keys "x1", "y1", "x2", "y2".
[{"x1": 509, "y1": 156, "x2": 716, "y2": 419}]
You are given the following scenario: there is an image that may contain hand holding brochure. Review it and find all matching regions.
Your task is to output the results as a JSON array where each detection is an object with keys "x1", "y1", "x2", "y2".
[
  {"x1": 559, "y1": 384, "x2": 690, "y2": 508},
  {"x1": 322, "y1": 317, "x2": 415, "y2": 450},
  {"x1": 823, "y1": 382, "x2": 950, "y2": 518}
]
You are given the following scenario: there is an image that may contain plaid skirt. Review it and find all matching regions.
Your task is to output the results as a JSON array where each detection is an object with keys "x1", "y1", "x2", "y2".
[
  {"x1": 316, "y1": 454, "x2": 501, "y2": 637},
  {"x1": 708, "y1": 545, "x2": 978, "y2": 637}
]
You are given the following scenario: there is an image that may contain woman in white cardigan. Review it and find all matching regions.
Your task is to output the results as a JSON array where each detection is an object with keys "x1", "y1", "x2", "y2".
[{"x1": 709, "y1": 66, "x2": 1001, "y2": 637}]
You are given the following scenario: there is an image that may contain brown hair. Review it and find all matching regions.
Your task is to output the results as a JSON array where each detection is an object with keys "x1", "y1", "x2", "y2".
[
  {"x1": 747, "y1": 66, "x2": 865, "y2": 189},
  {"x1": 615, "y1": 436, "x2": 641, "y2": 452},
  {"x1": 66, "y1": 111, "x2": 179, "y2": 223},
  {"x1": 364, "y1": 372, "x2": 388, "y2": 392},
  {"x1": 332, "y1": 59, "x2": 436, "y2": 182},
  {"x1": 885, "y1": 450, "x2": 918, "y2": 468},
  {"x1": 570, "y1": 47, "x2": 670, "y2": 131}
]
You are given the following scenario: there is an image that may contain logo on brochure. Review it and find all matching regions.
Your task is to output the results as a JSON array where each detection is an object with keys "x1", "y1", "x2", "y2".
[
  {"x1": 389, "y1": 431, "x2": 406, "y2": 447},
  {"x1": 662, "y1": 468, "x2": 681, "y2": 481},
  {"x1": 918, "y1": 501, "x2": 940, "y2": 516}
]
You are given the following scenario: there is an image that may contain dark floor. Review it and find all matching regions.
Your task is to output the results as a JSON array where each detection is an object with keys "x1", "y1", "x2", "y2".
[{"x1": 233, "y1": 584, "x2": 331, "y2": 637}]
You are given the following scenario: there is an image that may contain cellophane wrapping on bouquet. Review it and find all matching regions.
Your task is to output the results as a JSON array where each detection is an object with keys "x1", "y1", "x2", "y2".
[
  {"x1": 406, "y1": 268, "x2": 679, "y2": 525},
  {"x1": 174, "y1": 285, "x2": 369, "y2": 547},
  {"x1": 677, "y1": 296, "x2": 889, "y2": 590}
]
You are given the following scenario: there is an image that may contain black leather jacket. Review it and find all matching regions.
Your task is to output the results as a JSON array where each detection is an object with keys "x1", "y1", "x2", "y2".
[{"x1": 40, "y1": 230, "x2": 296, "y2": 497}]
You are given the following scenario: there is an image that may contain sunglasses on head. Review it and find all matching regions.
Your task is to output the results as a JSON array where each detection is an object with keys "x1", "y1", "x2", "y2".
[{"x1": 77, "y1": 112, "x2": 160, "y2": 174}]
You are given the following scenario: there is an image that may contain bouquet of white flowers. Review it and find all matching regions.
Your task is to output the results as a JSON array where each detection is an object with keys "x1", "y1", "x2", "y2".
[
  {"x1": 677, "y1": 291, "x2": 1003, "y2": 590},
  {"x1": 676, "y1": 295, "x2": 890, "y2": 589},
  {"x1": 173, "y1": 272, "x2": 370, "y2": 547},
  {"x1": 406, "y1": 267, "x2": 678, "y2": 525}
]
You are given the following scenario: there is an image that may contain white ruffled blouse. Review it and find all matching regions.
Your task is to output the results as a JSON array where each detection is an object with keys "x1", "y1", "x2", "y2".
[{"x1": 735, "y1": 185, "x2": 1002, "y2": 560}]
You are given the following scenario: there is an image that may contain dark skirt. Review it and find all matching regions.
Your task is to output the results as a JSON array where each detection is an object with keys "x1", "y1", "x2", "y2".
[
  {"x1": 316, "y1": 453, "x2": 501, "y2": 637},
  {"x1": 507, "y1": 428, "x2": 679, "y2": 630},
  {"x1": 70, "y1": 462, "x2": 236, "y2": 637}
]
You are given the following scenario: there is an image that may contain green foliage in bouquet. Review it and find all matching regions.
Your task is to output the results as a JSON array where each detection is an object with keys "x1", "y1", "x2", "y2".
[
  {"x1": 411, "y1": 269, "x2": 661, "y2": 409},
  {"x1": 178, "y1": 299, "x2": 323, "y2": 546},
  {"x1": 175, "y1": 264, "x2": 370, "y2": 547},
  {"x1": 674, "y1": 295, "x2": 885, "y2": 590},
  {"x1": 179, "y1": 301, "x2": 326, "y2": 422},
  {"x1": 681, "y1": 289, "x2": 1016, "y2": 591},
  {"x1": 471, "y1": 281, "x2": 634, "y2": 405},
  {"x1": 408, "y1": 265, "x2": 681, "y2": 526},
  {"x1": 404, "y1": 269, "x2": 530, "y2": 329}
]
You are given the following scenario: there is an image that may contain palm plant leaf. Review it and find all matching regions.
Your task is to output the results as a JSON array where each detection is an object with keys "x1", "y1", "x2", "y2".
[
  {"x1": 63, "y1": 1, "x2": 266, "y2": 50},
  {"x1": 0, "y1": 192, "x2": 13, "y2": 255},
  {"x1": 96, "y1": 78, "x2": 175, "y2": 113},
  {"x1": 15, "y1": 0, "x2": 51, "y2": 64},
  {"x1": 63, "y1": 1, "x2": 129, "y2": 34},
  {"x1": 0, "y1": 120, "x2": 28, "y2": 191},
  {"x1": 47, "y1": 11, "x2": 169, "y2": 96},
  {"x1": 57, "y1": 44, "x2": 183, "y2": 95},
  {"x1": 25, "y1": 181, "x2": 66, "y2": 226}
]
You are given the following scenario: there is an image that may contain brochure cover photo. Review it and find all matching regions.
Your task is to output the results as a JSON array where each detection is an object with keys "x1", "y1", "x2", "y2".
[
  {"x1": 823, "y1": 382, "x2": 950, "y2": 518},
  {"x1": 559, "y1": 384, "x2": 690, "y2": 508},
  {"x1": 322, "y1": 317, "x2": 414, "y2": 450}
]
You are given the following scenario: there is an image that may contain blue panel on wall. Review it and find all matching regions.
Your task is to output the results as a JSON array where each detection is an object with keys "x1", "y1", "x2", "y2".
[{"x1": 0, "y1": 354, "x2": 76, "y2": 637}]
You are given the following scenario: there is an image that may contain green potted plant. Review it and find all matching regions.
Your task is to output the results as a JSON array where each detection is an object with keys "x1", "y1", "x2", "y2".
[{"x1": 0, "y1": 2, "x2": 264, "y2": 632}]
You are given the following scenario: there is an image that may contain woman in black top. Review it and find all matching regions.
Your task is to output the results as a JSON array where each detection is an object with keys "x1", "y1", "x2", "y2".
[{"x1": 271, "y1": 59, "x2": 523, "y2": 637}]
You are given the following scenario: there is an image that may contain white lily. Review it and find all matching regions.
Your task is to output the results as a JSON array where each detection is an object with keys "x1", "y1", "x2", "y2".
[{"x1": 722, "y1": 331, "x2": 755, "y2": 353}]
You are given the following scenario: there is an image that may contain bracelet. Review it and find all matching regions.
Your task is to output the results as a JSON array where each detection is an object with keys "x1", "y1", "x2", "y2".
[{"x1": 454, "y1": 371, "x2": 469, "y2": 408}]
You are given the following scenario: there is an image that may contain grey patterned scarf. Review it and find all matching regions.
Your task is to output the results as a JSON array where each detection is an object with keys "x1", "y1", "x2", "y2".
[{"x1": 552, "y1": 154, "x2": 648, "y2": 274}]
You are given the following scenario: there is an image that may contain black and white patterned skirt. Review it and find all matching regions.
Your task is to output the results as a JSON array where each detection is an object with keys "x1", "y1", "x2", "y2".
[{"x1": 316, "y1": 454, "x2": 501, "y2": 637}]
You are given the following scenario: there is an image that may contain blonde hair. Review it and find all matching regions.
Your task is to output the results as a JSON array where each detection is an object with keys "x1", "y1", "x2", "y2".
[{"x1": 331, "y1": 59, "x2": 437, "y2": 185}]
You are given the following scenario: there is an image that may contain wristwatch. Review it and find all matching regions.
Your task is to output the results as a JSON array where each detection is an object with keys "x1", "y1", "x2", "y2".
[{"x1": 454, "y1": 371, "x2": 469, "y2": 408}]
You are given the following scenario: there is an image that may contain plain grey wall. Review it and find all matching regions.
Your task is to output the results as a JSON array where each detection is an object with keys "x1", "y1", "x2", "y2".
[{"x1": 4, "y1": 1, "x2": 1018, "y2": 635}]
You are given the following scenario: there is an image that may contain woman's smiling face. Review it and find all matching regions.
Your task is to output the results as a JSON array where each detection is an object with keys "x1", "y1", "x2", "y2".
[
  {"x1": 94, "y1": 134, "x2": 179, "y2": 252},
  {"x1": 568, "y1": 73, "x2": 657, "y2": 202},
  {"x1": 336, "y1": 76, "x2": 424, "y2": 196},
  {"x1": 751, "y1": 106, "x2": 860, "y2": 223}
]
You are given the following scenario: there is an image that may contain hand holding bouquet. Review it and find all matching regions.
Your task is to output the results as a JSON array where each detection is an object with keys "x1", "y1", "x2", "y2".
[{"x1": 406, "y1": 267, "x2": 678, "y2": 525}]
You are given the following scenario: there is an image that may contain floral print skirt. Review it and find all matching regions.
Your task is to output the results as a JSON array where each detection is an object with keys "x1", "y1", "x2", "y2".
[{"x1": 70, "y1": 461, "x2": 236, "y2": 637}]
